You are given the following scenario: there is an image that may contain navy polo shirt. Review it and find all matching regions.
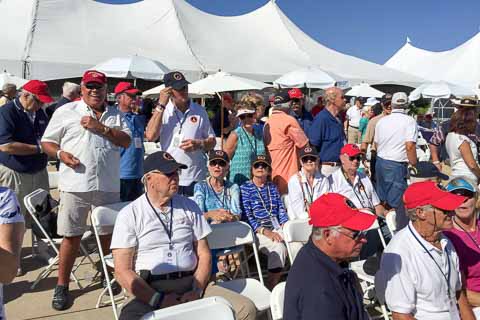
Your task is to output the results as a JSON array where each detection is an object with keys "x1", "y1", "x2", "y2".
[
  {"x1": 120, "y1": 112, "x2": 146, "y2": 179},
  {"x1": 0, "y1": 99, "x2": 48, "y2": 173},
  {"x1": 283, "y1": 239, "x2": 369, "y2": 320},
  {"x1": 308, "y1": 108, "x2": 345, "y2": 162},
  {"x1": 293, "y1": 111, "x2": 313, "y2": 134}
]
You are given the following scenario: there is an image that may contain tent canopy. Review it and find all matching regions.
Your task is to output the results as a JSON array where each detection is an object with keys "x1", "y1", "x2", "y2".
[{"x1": 1, "y1": 0, "x2": 422, "y2": 86}]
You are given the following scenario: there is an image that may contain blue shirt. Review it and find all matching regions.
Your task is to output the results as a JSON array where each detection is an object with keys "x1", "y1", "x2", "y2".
[
  {"x1": 120, "y1": 112, "x2": 145, "y2": 179},
  {"x1": 284, "y1": 239, "x2": 369, "y2": 320},
  {"x1": 293, "y1": 111, "x2": 313, "y2": 134},
  {"x1": 240, "y1": 181, "x2": 288, "y2": 231},
  {"x1": 0, "y1": 99, "x2": 48, "y2": 173},
  {"x1": 308, "y1": 108, "x2": 345, "y2": 162},
  {"x1": 193, "y1": 179, "x2": 241, "y2": 217}
]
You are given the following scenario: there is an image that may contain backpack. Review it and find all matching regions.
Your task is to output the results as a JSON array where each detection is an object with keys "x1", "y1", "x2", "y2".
[{"x1": 31, "y1": 194, "x2": 61, "y2": 239}]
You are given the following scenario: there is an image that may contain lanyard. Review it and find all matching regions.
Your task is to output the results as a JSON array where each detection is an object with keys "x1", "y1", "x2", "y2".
[
  {"x1": 453, "y1": 218, "x2": 480, "y2": 250},
  {"x1": 253, "y1": 183, "x2": 273, "y2": 215},
  {"x1": 146, "y1": 195, "x2": 174, "y2": 250},
  {"x1": 341, "y1": 170, "x2": 373, "y2": 210},
  {"x1": 208, "y1": 177, "x2": 229, "y2": 210},
  {"x1": 408, "y1": 224, "x2": 452, "y2": 299},
  {"x1": 298, "y1": 172, "x2": 317, "y2": 205},
  {"x1": 174, "y1": 108, "x2": 190, "y2": 134},
  {"x1": 241, "y1": 127, "x2": 257, "y2": 155}
]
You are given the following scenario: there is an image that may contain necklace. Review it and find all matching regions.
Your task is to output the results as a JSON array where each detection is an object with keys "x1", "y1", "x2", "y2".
[
  {"x1": 252, "y1": 180, "x2": 273, "y2": 215},
  {"x1": 454, "y1": 217, "x2": 480, "y2": 249},
  {"x1": 208, "y1": 177, "x2": 228, "y2": 209}
]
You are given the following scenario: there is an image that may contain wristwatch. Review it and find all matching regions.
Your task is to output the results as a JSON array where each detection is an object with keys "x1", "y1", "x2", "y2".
[{"x1": 155, "y1": 104, "x2": 165, "y2": 113}]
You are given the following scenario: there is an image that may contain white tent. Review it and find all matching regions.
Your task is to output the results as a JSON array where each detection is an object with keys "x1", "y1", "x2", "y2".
[
  {"x1": 273, "y1": 66, "x2": 343, "y2": 89},
  {"x1": 0, "y1": 0, "x2": 422, "y2": 86},
  {"x1": 91, "y1": 55, "x2": 170, "y2": 80},
  {"x1": 345, "y1": 83, "x2": 384, "y2": 98},
  {"x1": 385, "y1": 34, "x2": 480, "y2": 90},
  {"x1": 409, "y1": 81, "x2": 476, "y2": 101},
  {"x1": 0, "y1": 72, "x2": 28, "y2": 88}
]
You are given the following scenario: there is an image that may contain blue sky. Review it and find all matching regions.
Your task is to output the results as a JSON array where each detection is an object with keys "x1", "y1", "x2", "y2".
[{"x1": 97, "y1": 0, "x2": 480, "y2": 64}]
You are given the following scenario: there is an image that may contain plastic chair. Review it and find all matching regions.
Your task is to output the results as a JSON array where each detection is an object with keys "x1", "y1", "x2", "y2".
[
  {"x1": 282, "y1": 219, "x2": 311, "y2": 265},
  {"x1": 215, "y1": 278, "x2": 271, "y2": 315},
  {"x1": 24, "y1": 189, "x2": 95, "y2": 290},
  {"x1": 141, "y1": 296, "x2": 235, "y2": 320},
  {"x1": 270, "y1": 282, "x2": 286, "y2": 320},
  {"x1": 385, "y1": 210, "x2": 397, "y2": 235},
  {"x1": 91, "y1": 201, "x2": 130, "y2": 320}
]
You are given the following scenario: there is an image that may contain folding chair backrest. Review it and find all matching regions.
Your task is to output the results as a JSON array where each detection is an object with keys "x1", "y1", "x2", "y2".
[
  {"x1": 24, "y1": 188, "x2": 49, "y2": 216},
  {"x1": 141, "y1": 296, "x2": 234, "y2": 320},
  {"x1": 270, "y1": 282, "x2": 286, "y2": 320},
  {"x1": 91, "y1": 202, "x2": 130, "y2": 230},
  {"x1": 207, "y1": 221, "x2": 255, "y2": 249},
  {"x1": 283, "y1": 219, "x2": 311, "y2": 243},
  {"x1": 48, "y1": 171, "x2": 59, "y2": 190}
]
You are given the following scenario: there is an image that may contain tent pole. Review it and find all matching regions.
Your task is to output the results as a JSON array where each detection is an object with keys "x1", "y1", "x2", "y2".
[{"x1": 217, "y1": 92, "x2": 224, "y2": 149}]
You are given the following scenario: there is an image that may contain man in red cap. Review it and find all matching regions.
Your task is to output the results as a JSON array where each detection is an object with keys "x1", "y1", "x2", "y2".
[
  {"x1": 0, "y1": 80, "x2": 53, "y2": 217},
  {"x1": 376, "y1": 181, "x2": 474, "y2": 320},
  {"x1": 288, "y1": 88, "x2": 313, "y2": 134},
  {"x1": 114, "y1": 82, "x2": 146, "y2": 202},
  {"x1": 284, "y1": 193, "x2": 375, "y2": 320},
  {"x1": 41, "y1": 70, "x2": 131, "y2": 311}
]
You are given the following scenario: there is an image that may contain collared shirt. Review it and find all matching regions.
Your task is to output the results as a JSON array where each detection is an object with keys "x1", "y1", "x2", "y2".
[
  {"x1": 362, "y1": 113, "x2": 385, "y2": 149},
  {"x1": 159, "y1": 100, "x2": 215, "y2": 186},
  {"x1": 193, "y1": 179, "x2": 241, "y2": 217},
  {"x1": 346, "y1": 106, "x2": 362, "y2": 127},
  {"x1": 287, "y1": 169, "x2": 328, "y2": 220},
  {"x1": 374, "y1": 109, "x2": 418, "y2": 162},
  {"x1": 120, "y1": 111, "x2": 146, "y2": 179},
  {"x1": 308, "y1": 108, "x2": 346, "y2": 162},
  {"x1": 446, "y1": 132, "x2": 478, "y2": 182},
  {"x1": 0, "y1": 98, "x2": 48, "y2": 173},
  {"x1": 292, "y1": 110, "x2": 313, "y2": 134},
  {"x1": 376, "y1": 222, "x2": 461, "y2": 320},
  {"x1": 41, "y1": 100, "x2": 131, "y2": 193},
  {"x1": 326, "y1": 169, "x2": 380, "y2": 210},
  {"x1": 240, "y1": 181, "x2": 288, "y2": 232},
  {"x1": 284, "y1": 239, "x2": 370, "y2": 320},
  {"x1": 110, "y1": 193, "x2": 211, "y2": 275}
]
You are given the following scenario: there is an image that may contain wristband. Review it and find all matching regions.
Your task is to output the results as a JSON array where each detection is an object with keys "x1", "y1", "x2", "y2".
[
  {"x1": 155, "y1": 105, "x2": 165, "y2": 113},
  {"x1": 432, "y1": 160, "x2": 440, "y2": 164},
  {"x1": 259, "y1": 227, "x2": 265, "y2": 235},
  {"x1": 103, "y1": 126, "x2": 111, "y2": 135},
  {"x1": 56, "y1": 149, "x2": 63, "y2": 159}
]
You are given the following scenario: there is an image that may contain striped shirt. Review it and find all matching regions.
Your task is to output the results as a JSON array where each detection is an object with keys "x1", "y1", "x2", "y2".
[{"x1": 240, "y1": 181, "x2": 288, "y2": 231}]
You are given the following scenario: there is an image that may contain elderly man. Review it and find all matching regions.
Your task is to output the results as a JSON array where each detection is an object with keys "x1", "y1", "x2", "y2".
[
  {"x1": 374, "y1": 92, "x2": 417, "y2": 211},
  {"x1": 41, "y1": 70, "x2": 131, "y2": 310},
  {"x1": 112, "y1": 151, "x2": 256, "y2": 320},
  {"x1": 0, "y1": 83, "x2": 17, "y2": 107},
  {"x1": 114, "y1": 82, "x2": 146, "y2": 202},
  {"x1": 308, "y1": 87, "x2": 346, "y2": 176},
  {"x1": 345, "y1": 97, "x2": 364, "y2": 144},
  {"x1": 46, "y1": 82, "x2": 81, "y2": 118},
  {"x1": 0, "y1": 80, "x2": 53, "y2": 215},
  {"x1": 288, "y1": 88, "x2": 313, "y2": 133},
  {"x1": 145, "y1": 71, "x2": 216, "y2": 197},
  {"x1": 263, "y1": 90, "x2": 309, "y2": 194},
  {"x1": 376, "y1": 181, "x2": 475, "y2": 320},
  {"x1": 284, "y1": 193, "x2": 376, "y2": 320}
]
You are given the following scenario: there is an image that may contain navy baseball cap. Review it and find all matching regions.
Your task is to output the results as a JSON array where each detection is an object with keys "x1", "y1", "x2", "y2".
[
  {"x1": 163, "y1": 71, "x2": 190, "y2": 90},
  {"x1": 299, "y1": 145, "x2": 318, "y2": 160},
  {"x1": 143, "y1": 151, "x2": 187, "y2": 175},
  {"x1": 410, "y1": 162, "x2": 449, "y2": 180},
  {"x1": 273, "y1": 90, "x2": 291, "y2": 105},
  {"x1": 208, "y1": 150, "x2": 230, "y2": 163}
]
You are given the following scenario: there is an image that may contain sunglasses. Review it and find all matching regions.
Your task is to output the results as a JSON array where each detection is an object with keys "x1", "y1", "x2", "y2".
[
  {"x1": 253, "y1": 162, "x2": 269, "y2": 169},
  {"x1": 239, "y1": 113, "x2": 254, "y2": 120},
  {"x1": 337, "y1": 228, "x2": 367, "y2": 241},
  {"x1": 291, "y1": 99, "x2": 301, "y2": 103},
  {"x1": 85, "y1": 83, "x2": 104, "y2": 90},
  {"x1": 209, "y1": 160, "x2": 227, "y2": 167},
  {"x1": 302, "y1": 156, "x2": 317, "y2": 163},
  {"x1": 451, "y1": 189, "x2": 475, "y2": 199},
  {"x1": 349, "y1": 155, "x2": 362, "y2": 162}
]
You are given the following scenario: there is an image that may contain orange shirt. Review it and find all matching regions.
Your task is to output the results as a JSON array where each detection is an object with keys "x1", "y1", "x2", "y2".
[{"x1": 264, "y1": 110, "x2": 309, "y2": 194}]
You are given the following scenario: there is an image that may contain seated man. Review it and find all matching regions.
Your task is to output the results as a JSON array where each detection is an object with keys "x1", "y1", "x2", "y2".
[{"x1": 111, "y1": 151, "x2": 255, "y2": 320}]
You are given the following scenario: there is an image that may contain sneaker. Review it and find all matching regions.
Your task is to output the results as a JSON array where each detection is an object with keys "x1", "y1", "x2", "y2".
[
  {"x1": 52, "y1": 285, "x2": 70, "y2": 311},
  {"x1": 102, "y1": 273, "x2": 121, "y2": 295}
]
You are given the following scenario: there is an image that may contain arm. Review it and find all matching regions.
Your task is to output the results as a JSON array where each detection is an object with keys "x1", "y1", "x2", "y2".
[
  {"x1": 223, "y1": 131, "x2": 238, "y2": 160},
  {"x1": 286, "y1": 123, "x2": 309, "y2": 149},
  {"x1": 80, "y1": 116, "x2": 131, "y2": 148},
  {"x1": 459, "y1": 141, "x2": 480, "y2": 178},
  {"x1": 41, "y1": 141, "x2": 80, "y2": 168},
  {"x1": 0, "y1": 222, "x2": 25, "y2": 283},
  {"x1": 0, "y1": 142, "x2": 40, "y2": 155},
  {"x1": 392, "y1": 312, "x2": 416, "y2": 320},
  {"x1": 145, "y1": 87, "x2": 171, "y2": 142},
  {"x1": 429, "y1": 144, "x2": 442, "y2": 170},
  {"x1": 374, "y1": 204, "x2": 386, "y2": 217},
  {"x1": 180, "y1": 239, "x2": 211, "y2": 303},
  {"x1": 457, "y1": 289, "x2": 476, "y2": 320},
  {"x1": 405, "y1": 142, "x2": 417, "y2": 167}
]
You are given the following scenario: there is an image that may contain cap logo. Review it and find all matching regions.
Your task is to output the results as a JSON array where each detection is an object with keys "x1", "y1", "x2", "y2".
[
  {"x1": 163, "y1": 152, "x2": 173, "y2": 161},
  {"x1": 173, "y1": 72, "x2": 183, "y2": 80},
  {"x1": 190, "y1": 116, "x2": 198, "y2": 123},
  {"x1": 304, "y1": 147, "x2": 312, "y2": 152},
  {"x1": 215, "y1": 150, "x2": 224, "y2": 156},
  {"x1": 274, "y1": 96, "x2": 283, "y2": 103},
  {"x1": 89, "y1": 71, "x2": 102, "y2": 78},
  {"x1": 396, "y1": 99, "x2": 406, "y2": 103},
  {"x1": 258, "y1": 155, "x2": 265, "y2": 160}
]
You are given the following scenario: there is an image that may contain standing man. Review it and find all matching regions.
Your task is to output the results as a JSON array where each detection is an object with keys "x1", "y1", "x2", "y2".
[
  {"x1": 41, "y1": 70, "x2": 131, "y2": 311},
  {"x1": 345, "y1": 97, "x2": 364, "y2": 144},
  {"x1": 145, "y1": 71, "x2": 216, "y2": 197},
  {"x1": 46, "y1": 82, "x2": 81, "y2": 118},
  {"x1": 374, "y1": 92, "x2": 417, "y2": 210},
  {"x1": 284, "y1": 193, "x2": 375, "y2": 320},
  {"x1": 0, "y1": 83, "x2": 17, "y2": 107},
  {"x1": 288, "y1": 88, "x2": 313, "y2": 134},
  {"x1": 308, "y1": 87, "x2": 346, "y2": 176},
  {"x1": 263, "y1": 90, "x2": 309, "y2": 194},
  {"x1": 376, "y1": 181, "x2": 475, "y2": 320},
  {"x1": 0, "y1": 80, "x2": 53, "y2": 215},
  {"x1": 114, "y1": 82, "x2": 146, "y2": 202}
]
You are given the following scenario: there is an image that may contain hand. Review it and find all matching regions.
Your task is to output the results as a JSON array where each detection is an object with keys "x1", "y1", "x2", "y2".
[
  {"x1": 209, "y1": 209, "x2": 233, "y2": 222},
  {"x1": 159, "y1": 87, "x2": 172, "y2": 106},
  {"x1": 160, "y1": 292, "x2": 181, "y2": 308},
  {"x1": 433, "y1": 162, "x2": 442, "y2": 171},
  {"x1": 80, "y1": 116, "x2": 103, "y2": 134},
  {"x1": 265, "y1": 230, "x2": 283, "y2": 242},
  {"x1": 179, "y1": 290, "x2": 202, "y2": 303},
  {"x1": 59, "y1": 151, "x2": 80, "y2": 168},
  {"x1": 179, "y1": 139, "x2": 202, "y2": 152}
]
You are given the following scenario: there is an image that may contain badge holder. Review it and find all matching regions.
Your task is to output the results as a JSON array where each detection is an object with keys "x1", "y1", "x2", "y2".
[{"x1": 134, "y1": 136, "x2": 142, "y2": 149}]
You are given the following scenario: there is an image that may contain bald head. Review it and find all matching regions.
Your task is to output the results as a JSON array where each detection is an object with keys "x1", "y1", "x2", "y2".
[{"x1": 324, "y1": 87, "x2": 346, "y2": 115}]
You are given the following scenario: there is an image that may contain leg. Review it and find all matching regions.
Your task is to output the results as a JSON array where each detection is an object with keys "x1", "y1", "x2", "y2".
[
  {"x1": 57, "y1": 236, "x2": 82, "y2": 286},
  {"x1": 257, "y1": 233, "x2": 287, "y2": 290},
  {"x1": 204, "y1": 283, "x2": 257, "y2": 320}
]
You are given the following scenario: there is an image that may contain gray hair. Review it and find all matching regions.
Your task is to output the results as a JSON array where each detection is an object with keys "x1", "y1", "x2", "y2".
[
  {"x1": 62, "y1": 82, "x2": 80, "y2": 98},
  {"x1": 272, "y1": 102, "x2": 291, "y2": 111},
  {"x1": 406, "y1": 204, "x2": 433, "y2": 222},
  {"x1": 311, "y1": 226, "x2": 340, "y2": 240},
  {"x1": 2, "y1": 83, "x2": 16, "y2": 92}
]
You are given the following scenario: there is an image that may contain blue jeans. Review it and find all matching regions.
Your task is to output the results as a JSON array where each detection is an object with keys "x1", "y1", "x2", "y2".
[{"x1": 375, "y1": 157, "x2": 408, "y2": 209}]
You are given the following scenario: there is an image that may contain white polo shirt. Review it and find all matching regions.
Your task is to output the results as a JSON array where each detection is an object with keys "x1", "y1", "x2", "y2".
[
  {"x1": 159, "y1": 100, "x2": 215, "y2": 186},
  {"x1": 41, "y1": 100, "x2": 131, "y2": 193},
  {"x1": 111, "y1": 193, "x2": 211, "y2": 275},
  {"x1": 374, "y1": 109, "x2": 417, "y2": 162},
  {"x1": 326, "y1": 169, "x2": 380, "y2": 209},
  {"x1": 376, "y1": 222, "x2": 461, "y2": 320},
  {"x1": 286, "y1": 169, "x2": 328, "y2": 219},
  {"x1": 346, "y1": 106, "x2": 362, "y2": 128}
]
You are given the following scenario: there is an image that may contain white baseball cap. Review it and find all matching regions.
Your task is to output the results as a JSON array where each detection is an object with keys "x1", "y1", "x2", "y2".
[
  {"x1": 391, "y1": 92, "x2": 409, "y2": 107},
  {"x1": 236, "y1": 108, "x2": 256, "y2": 117},
  {"x1": 364, "y1": 97, "x2": 379, "y2": 106}
]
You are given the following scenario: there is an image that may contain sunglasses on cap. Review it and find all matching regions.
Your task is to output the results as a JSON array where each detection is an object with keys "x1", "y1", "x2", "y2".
[
  {"x1": 291, "y1": 98, "x2": 301, "y2": 103},
  {"x1": 253, "y1": 162, "x2": 269, "y2": 169},
  {"x1": 239, "y1": 113, "x2": 254, "y2": 120},
  {"x1": 85, "y1": 83, "x2": 104, "y2": 90},
  {"x1": 337, "y1": 228, "x2": 367, "y2": 241},
  {"x1": 450, "y1": 188, "x2": 476, "y2": 199},
  {"x1": 302, "y1": 156, "x2": 317, "y2": 163},
  {"x1": 349, "y1": 155, "x2": 362, "y2": 162},
  {"x1": 209, "y1": 159, "x2": 227, "y2": 167}
]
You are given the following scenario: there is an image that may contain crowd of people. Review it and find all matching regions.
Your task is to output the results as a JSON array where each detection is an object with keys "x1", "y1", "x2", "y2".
[{"x1": 1, "y1": 68, "x2": 480, "y2": 320}]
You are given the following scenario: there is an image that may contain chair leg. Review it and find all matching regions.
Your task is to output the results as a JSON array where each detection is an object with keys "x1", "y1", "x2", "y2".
[
  {"x1": 381, "y1": 304, "x2": 389, "y2": 320},
  {"x1": 80, "y1": 243, "x2": 96, "y2": 267}
]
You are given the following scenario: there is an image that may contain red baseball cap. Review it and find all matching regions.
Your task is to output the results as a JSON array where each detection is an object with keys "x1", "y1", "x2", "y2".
[
  {"x1": 309, "y1": 193, "x2": 376, "y2": 231},
  {"x1": 22, "y1": 80, "x2": 54, "y2": 103},
  {"x1": 288, "y1": 88, "x2": 304, "y2": 99},
  {"x1": 340, "y1": 144, "x2": 362, "y2": 157},
  {"x1": 403, "y1": 181, "x2": 466, "y2": 210},
  {"x1": 82, "y1": 70, "x2": 106, "y2": 85},
  {"x1": 114, "y1": 82, "x2": 141, "y2": 95}
]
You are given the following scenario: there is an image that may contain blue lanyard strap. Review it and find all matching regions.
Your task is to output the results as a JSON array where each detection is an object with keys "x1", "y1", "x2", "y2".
[
  {"x1": 208, "y1": 178, "x2": 228, "y2": 210},
  {"x1": 174, "y1": 108, "x2": 190, "y2": 134},
  {"x1": 408, "y1": 224, "x2": 452, "y2": 298}
]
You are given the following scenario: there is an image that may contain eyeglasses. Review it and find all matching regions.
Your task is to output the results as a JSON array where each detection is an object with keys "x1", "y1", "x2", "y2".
[
  {"x1": 253, "y1": 162, "x2": 269, "y2": 169},
  {"x1": 209, "y1": 160, "x2": 227, "y2": 167},
  {"x1": 150, "y1": 170, "x2": 179, "y2": 179},
  {"x1": 302, "y1": 156, "x2": 317, "y2": 163},
  {"x1": 239, "y1": 113, "x2": 254, "y2": 120},
  {"x1": 348, "y1": 155, "x2": 362, "y2": 162},
  {"x1": 85, "y1": 83, "x2": 104, "y2": 90},
  {"x1": 29, "y1": 93, "x2": 41, "y2": 104},
  {"x1": 336, "y1": 228, "x2": 367, "y2": 241}
]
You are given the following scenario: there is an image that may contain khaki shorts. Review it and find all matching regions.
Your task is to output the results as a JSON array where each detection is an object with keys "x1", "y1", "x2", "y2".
[{"x1": 58, "y1": 190, "x2": 120, "y2": 237}]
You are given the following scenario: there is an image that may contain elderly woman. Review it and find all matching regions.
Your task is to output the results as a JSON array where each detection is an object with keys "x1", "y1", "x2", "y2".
[
  {"x1": 287, "y1": 146, "x2": 328, "y2": 220},
  {"x1": 224, "y1": 98, "x2": 265, "y2": 186},
  {"x1": 445, "y1": 108, "x2": 480, "y2": 184},
  {"x1": 444, "y1": 177, "x2": 480, "y2": 318},
  {"x1": 240, "y1": 155, "x2": 288, "y2": 290}
]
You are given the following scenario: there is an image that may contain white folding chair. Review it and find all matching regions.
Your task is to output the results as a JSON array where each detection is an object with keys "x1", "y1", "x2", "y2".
[
  {"x1": 91, "y1": 202, "x2": 130, "y2": 320},
  {"x1": 282, "y1": 219, "x2": 311, "y2": 265},
  {"x1": 144, "y1": 142, "x2": 162, "y2": 157},
  {"x1": 141, "y1": 296, "x2": 235, "y2": 320},
  {"x1": 24, "y1": 189, "x2": 95, "y2": 290},
  {"x1": 385, "y1": 210, "x2": 397, "y2": 235},
  {"x1": 48, "y1": 171, "x2": 59, "y2": 190},
  {"x1": 270, "y1": 282, "x2": 286, "y2": 320}
]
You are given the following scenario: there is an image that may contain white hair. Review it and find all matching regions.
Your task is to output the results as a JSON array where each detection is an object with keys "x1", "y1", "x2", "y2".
[
  {"x1": 406, "y1": 204, "x2": 433, "y2": 222},
  {"x1": 311, "y1": 226, "x2": 340, "y2": 240},
  {"x1": 62, "y1": 82, "x2": 80, "y2": 98}
]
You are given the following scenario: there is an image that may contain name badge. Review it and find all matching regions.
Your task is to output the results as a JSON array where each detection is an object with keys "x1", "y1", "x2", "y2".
[
  {"x1": 166, "y1": 249, "x2": 177, "y2": 266},
  {"x1": 134, "y1": 137, "x2": 142, "y2": 149},
  {"x1": 271, "y1": 216, "x2": 281, "y2": 230},
  {"x1": 172, "y1": 132, "x2": 184, "y2": 148}
]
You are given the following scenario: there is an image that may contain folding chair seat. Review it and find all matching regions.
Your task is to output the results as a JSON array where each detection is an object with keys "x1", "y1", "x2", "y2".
[
  {"x1": 282, "y1": 219, "x2": 311, "y2": 265},
  {"x1": 269, "y1": 282, "x2": 286, "y2": 320}
]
